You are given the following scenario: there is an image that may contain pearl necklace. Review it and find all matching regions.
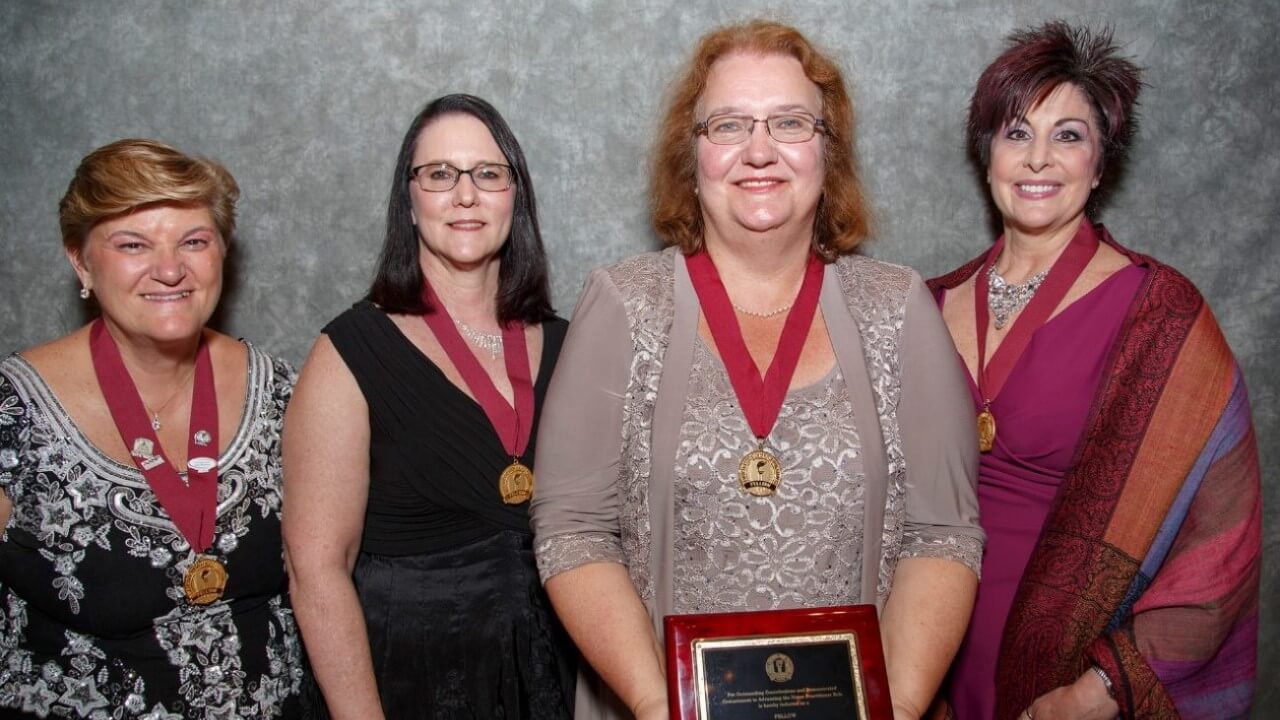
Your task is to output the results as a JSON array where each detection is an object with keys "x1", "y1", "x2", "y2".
[
  {"x1": 454, "y1": 318, "x2": 503, "y2": 359},
  {"x1": 731, "y1": 302, "x2": 793, "y2": 318}
]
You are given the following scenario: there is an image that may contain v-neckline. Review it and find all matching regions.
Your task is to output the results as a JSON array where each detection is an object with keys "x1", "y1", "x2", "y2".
[
  {"x1": 6, "y1": 345, "x2": 262, "y2": 481},
  {"x1": 379, "y1": 305, "x2": 551, "y2": 414},
  {"x1": 957, "y1": 263, "x2": 1143, "y2": 399}
]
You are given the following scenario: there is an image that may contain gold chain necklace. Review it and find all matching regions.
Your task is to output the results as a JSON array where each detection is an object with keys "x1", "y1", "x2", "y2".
[{"x1": 143, "y1": 364, "x2": 198, "y2": 431}]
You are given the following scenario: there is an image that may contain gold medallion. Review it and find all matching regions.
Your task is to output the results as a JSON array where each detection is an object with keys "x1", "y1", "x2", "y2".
[
  {"x1": 499, "y1": 460, "x2": 534, "y2": 505},
  {"x1": 183, "y1": 556, "x2": 227, "y2": 605},
  {"x1": 977, "y1": 408, "x2": 996, "y2": 453},
  {"x1": 739, "y1": 448, "x2": 782, "y2": 497}
]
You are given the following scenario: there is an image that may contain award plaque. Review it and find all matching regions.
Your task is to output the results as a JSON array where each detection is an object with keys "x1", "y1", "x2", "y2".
[{"x1": 664, "y1": 605, "x2": 892, "y2": 720}]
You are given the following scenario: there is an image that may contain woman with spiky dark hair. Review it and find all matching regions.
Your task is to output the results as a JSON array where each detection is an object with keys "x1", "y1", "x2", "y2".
[{"x1": 930, "y1": 21, "x2": 1260, "y2": 720}]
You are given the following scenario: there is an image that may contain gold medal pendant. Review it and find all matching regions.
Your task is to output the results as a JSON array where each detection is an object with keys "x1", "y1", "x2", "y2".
[
  {"x1": 499, "y1": 460, "x2": 534, "y2": 505},
  {"x1": 184, "y1": 556, "x2": 227, "y2": 605},
  {"x1": 977, "y1": 407, "x2": 996, "y2": 453},
  {"x1": 739, "y1": 444, "x2": 782, "y2": 497}
]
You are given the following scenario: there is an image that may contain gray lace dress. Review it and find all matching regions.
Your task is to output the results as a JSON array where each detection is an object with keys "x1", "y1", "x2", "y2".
[
  {"x1": 0, "y1": 346, "x2": 303, "y2": 719},
  {"x1": 673, "y1": 340, "x2": 866, "y2": 612}
]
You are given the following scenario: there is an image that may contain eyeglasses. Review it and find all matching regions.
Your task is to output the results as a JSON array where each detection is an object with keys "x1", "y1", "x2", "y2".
[
  {"x1": 694, "y1": 112, "x2": 826, "y2": 145},
  {"x1": 409, "y1": 162, "x2": 515, "y2": 192}
]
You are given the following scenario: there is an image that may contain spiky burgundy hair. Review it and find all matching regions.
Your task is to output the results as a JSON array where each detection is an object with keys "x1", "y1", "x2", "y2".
[{"x1": 967, "y1": 21, "x2": 1144, "y2": 174}]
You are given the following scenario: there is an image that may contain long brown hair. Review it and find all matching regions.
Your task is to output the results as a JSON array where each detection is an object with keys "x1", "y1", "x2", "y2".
[{"x1": 368, "y1": 94, "x2": 554, "y2": 323}]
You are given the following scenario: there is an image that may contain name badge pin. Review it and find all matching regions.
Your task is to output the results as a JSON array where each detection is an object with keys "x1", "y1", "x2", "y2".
[{"x1": 187, "y1": 457, "x2": 217, "y2": 473}]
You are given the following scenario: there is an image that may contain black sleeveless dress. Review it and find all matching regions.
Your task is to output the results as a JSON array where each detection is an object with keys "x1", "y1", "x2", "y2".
[{"x1": 313, "y1": 302, "x2": 574, "y2": 719}]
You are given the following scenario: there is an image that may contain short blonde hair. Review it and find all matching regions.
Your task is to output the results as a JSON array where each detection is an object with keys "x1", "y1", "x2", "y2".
[
  {"x1": 650, "y1": 20, "x2": 870, "y2": 258},
  {"x1": 59, "y1": 138, "x2": 240, "y2": 250}
]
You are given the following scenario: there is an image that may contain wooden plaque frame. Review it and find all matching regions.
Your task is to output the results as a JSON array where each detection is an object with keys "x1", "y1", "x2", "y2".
[{"x1": 664, "y1": 605, "x2": 893, "y2": 719}]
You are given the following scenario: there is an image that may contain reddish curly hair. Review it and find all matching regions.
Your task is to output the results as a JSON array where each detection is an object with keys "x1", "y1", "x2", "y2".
[{"x1": 650, "y1": 20, "x2": 870, "y2": 258}]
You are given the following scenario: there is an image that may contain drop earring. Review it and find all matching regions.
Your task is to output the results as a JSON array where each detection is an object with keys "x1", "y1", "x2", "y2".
[{"x1": 79, "y1": 287, "x2": 91, "y2": 300}]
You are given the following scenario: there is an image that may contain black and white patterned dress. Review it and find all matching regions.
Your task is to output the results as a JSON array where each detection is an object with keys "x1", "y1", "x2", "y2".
[{"x1": 0, "y1": 345, "x2": 303, "y2": 719}]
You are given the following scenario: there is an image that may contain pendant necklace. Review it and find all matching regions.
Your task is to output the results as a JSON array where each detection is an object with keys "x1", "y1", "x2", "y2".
[
  {"x1": 89, "y1": 319, "x2": 227, "y2": 604},
  {"x1": 420, "y1": 285, "x2": 536, "y2": 504},
  {"x1": 686, "y1": 250, "x2": 824, "y2": 497},
  {"x1": 973, "y1": 222, "x2": 1099, "y2": 452},
  {"x1": 144, "y1": 364, "x2": 198, "y2": 430}
]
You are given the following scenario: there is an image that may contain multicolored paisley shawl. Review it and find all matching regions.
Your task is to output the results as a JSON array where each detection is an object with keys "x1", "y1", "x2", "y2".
[{"x1": 928, "y1": 223, "x2": 1261, "y2": 720}]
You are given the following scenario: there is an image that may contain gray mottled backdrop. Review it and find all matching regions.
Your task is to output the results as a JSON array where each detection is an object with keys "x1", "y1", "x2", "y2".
[{"x1": 2, "y1": 0, "x2": 1276, "y2": 711}]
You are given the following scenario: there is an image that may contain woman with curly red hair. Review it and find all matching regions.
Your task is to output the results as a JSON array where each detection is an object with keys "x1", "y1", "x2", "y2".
[{"x1": 532, "y1": 19, "x2": 984, "y2": 720}]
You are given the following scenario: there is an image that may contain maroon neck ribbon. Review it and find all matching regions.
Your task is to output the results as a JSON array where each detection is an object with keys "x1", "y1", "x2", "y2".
[
  {"x1": 975, "y1": 220, "x2": 1101, "y2": 404},
  {"x1": 685, "y1": 250, "x2": 824, "y2": 442},
  {"x1": 419, "y1": 283, "x2": 534, "y2": 459},
  {"x1": 89, "y1": 319, "x2": 219, "y2": 552}
]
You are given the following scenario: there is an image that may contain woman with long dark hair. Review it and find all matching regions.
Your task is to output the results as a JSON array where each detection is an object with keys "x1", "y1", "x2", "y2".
[{"x1": 284, "y1": 94, "x2": 575, "y2": 719}]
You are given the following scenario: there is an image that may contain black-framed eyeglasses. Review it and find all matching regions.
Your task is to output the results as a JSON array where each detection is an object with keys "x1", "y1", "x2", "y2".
[
  {"x1": 409, "y1": 162, "x2": 515, "y2": 192},
  {"x1": 694, "y1": 112, "x2": 826, "y2": 145}
]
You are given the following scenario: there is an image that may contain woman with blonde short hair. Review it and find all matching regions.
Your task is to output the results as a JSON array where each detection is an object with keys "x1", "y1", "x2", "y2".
[{"x1": 0, "y1": 138, "x2": 303, "y2": 718}]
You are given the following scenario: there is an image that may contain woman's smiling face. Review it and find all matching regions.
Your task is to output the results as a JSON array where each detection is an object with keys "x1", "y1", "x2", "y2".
[
  {"x1": 69, "y1": 203, "x2": 225, "y2": 345},
  {"x1": 694, "y1": 52, "x2": 826, "y2": 247},
  {"x1": 987, "y1": 82, "x2": 1102, "y2": 240},
  {"x1": 409, "y1": 113, "x2": 515, "y2": 273}
]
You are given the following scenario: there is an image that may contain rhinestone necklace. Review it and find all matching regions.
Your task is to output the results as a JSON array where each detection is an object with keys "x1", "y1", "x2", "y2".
[
  {"x1": 986, "y1": 264, "x2": 1049, "y2": 330},
  {"x1": 454, "y1": 318, "x2": 503, "y2": 359}
]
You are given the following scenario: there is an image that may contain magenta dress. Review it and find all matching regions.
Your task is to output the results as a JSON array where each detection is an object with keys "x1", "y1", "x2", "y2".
[{"x1": 943, "y1": 263, "x2": 1146, "y2": 719}]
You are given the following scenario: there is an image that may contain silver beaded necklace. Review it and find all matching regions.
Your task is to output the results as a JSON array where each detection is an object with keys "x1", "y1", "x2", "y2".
[
  {"x1": 986, "y1": 264, "x2": 1049, "y2": 329},
  {"x1": 454, "y1": 318, "x2": 503, "y2": 359}
]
